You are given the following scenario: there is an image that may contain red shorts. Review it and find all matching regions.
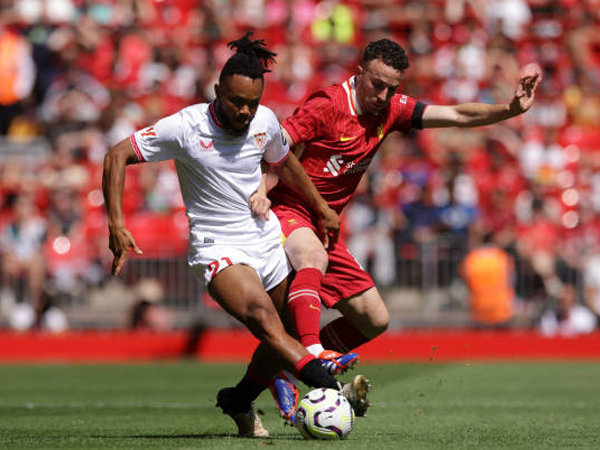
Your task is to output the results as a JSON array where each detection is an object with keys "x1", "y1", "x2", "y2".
[{"x1": 273, "y1": 205, "x2": 375, "y2": 308}]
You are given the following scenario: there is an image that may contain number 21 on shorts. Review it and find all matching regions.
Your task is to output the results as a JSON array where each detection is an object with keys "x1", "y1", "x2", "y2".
[{"x1": 207, "y1": 257, "x2": 233, "y2": 280}]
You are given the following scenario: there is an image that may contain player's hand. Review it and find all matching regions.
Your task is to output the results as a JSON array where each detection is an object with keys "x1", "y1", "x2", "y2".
[
  {"x1": 108, "y1": 226, "x2": 143, "y2": 275},
  {"x1": 318, "y1": 206, "x2": 340, "y2": 249},
  {"x1": 249, "y1": 191, "x2": 271, "y2": 220},
  {"x1": 510, "y1": 63, "x2": 543, "y2": 115}
]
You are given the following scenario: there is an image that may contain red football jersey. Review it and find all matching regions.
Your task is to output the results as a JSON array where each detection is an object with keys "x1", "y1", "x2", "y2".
[{"x1": 269, "y1": 76, "x2": 425, "y2": 215}]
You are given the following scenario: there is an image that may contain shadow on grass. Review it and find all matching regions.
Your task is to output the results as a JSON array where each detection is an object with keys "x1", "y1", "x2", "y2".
[{"x1": 91, "y1": 433, "x2": 301, "y2": 440}]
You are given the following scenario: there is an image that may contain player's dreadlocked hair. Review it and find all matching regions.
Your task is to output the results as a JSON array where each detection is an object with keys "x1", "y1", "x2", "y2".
[
  {"x1": 361, "y1": 39, "x2": 410, "y2": 73},
  {"x1": 219, "y1": 32, "x2": 277, "y2": 83}
]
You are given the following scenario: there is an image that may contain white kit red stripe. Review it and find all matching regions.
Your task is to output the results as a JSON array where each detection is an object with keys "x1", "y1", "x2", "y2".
[
  {"x1": 208, "y1": 102, "x2": 224, "y2": 129},
  {"x1": 129, "y1": 135, "x2": 145, "y2": 162},
  {"x1": 268, "y1": 151, "x2": 289, "y2": 166}
]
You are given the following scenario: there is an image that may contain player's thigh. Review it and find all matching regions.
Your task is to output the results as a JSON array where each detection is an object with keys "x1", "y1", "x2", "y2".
[
  {"x1": 285, "y1": 227, "x2": 328, "y2": 272},
  {"x1": 208, "y1": 264, "x2": 277, "y2": 326},
  {"x1": 336, "y1": 287, "x2": 390, "y2": 339}
]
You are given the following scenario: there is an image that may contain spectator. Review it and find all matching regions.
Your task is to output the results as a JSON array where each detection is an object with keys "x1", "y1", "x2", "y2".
[
  {"x1": 1, "y1": 0, "x2": 600, "y2": 331},
  {"x1": 128, "y1": 278, "x2": 173, "y2": 332},
  {"x1": 0, "y1": 12, "x2": 36, "y2": 135},
  {"x1": 488, "y1": 0, "x2": 532, "y2": 41},
  {"x1": 0, "y1": 194, "x2": 46, "y2": 330},
  {"x1": 582, "y1": 238, "x2": 600, "y2": 320},
  {"x1": 397, "y1": 183, "x2": 441, "y2": 246},
  {"x1": 40, "y1": 61, "x2": 109, "y2": 129},
  {"x1": 44, "y1": 187, "x2": 91, "y2": 295},
  {"x1": 436, "y1": 170, "x2": 478, "y2": 246},
  {"x1": 461, "y1": 233, "x2": 515, "y2": 328},
  {"x1": 345, "y1": 176, "x2": 396, "y2": 288},
  {"x1": 539, "y1": 267, "x2": 597, "y2": 337}
]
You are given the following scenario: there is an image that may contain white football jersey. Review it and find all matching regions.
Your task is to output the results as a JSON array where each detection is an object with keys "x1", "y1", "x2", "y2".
[{"x1": 131, "y1": 102, "x2": 290, "y2": 266}]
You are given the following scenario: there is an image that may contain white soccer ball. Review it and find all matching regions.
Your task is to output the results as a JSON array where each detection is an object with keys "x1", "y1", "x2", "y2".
[{"x1": 295, "y1": 388, "x2": 355, "y2": 440}]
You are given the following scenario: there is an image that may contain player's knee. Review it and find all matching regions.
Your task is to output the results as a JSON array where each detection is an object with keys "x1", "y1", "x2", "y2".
[
  {"x1": 301, "y1": 246, "x2": 329, "y2": 273},
  {"x1": 363, "y1": 308, "x2": 390, "y2": 339},
  {"x1": 372, "y1": 312, "x2": 390, "y2": 335}
]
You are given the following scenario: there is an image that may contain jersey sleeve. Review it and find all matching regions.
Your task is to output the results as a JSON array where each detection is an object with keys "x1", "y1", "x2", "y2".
[
  {"x1": 263, "y1": 109, "x2": 290, "y2": 165},
  {"x1": 391, "y1": 94, "x2": 427, "y2": 132},
  {"x1": 281, "y1": 91, "x2": 334, "y2": 145},
  {"x1": 130, "y1": 111, "x2": 186, "y2": 162}
]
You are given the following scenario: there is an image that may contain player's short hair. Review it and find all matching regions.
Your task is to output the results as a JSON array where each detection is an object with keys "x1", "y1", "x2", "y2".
[
  {"x1": 219, "y1": 32, "x2": 277, "y2": 83},
  {"x1": 361, "y1": 39, "x2": 410, "y2": 73}
]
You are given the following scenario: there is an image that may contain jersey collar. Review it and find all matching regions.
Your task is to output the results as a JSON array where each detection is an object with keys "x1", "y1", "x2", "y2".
[
  {"x1": 342, "y1": 76, "x2": 363, "y2": 116},
  {"x1": 209, "y1": 101, "x2": 225, "y2": 129}
]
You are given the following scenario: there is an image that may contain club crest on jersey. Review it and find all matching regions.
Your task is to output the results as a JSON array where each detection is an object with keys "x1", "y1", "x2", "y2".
[
  {"x1": 399, "y1": 95, "x2": 408, "y2": 104},
  {"x1": 253, "y1": 132, "x2": 267, "y2": 150},
  {"x1": 200, "y1": 139, "x2": 214, "y2": 151}
]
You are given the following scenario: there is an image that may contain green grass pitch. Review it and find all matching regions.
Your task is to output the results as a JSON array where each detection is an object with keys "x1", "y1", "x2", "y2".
[{"x1": 1, "y1": 362, "x2": 599, "y2": 449}]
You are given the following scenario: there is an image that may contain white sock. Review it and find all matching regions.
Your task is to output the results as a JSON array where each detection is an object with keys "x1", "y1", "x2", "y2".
[{"x1": 307, "y1": 343, "x2": 325, "y2": 356}]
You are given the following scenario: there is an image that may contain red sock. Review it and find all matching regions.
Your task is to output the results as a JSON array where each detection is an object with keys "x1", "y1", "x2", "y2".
[
  {"x1": 287, "y1": 268, "x2": 323, "y2": 347},
  {"x1": 294, "y1": 354, "x2": 316, "y2": 374},
  {"x1": 320, "y1": 317, "x2": 370, "y2": 353}
]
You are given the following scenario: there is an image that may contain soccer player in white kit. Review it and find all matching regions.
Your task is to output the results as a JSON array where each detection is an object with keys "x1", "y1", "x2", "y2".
[{"x1": 102, "y1": 33, "x2": 368, "y2": 437}]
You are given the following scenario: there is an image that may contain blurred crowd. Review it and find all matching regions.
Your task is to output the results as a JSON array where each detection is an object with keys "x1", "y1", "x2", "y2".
[{"x1": 0, "y1": 0, "x2": 600, "y2": 335}]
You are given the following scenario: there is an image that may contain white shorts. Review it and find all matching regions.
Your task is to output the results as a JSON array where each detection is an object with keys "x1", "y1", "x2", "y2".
[{"x1": 190, "y1": 235, "x2": 291, "y2": 292}]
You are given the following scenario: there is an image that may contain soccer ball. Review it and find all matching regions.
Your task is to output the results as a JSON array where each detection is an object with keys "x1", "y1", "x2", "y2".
[{"x1": 295, "y1": 388, "x2": 355, "y2": 440}]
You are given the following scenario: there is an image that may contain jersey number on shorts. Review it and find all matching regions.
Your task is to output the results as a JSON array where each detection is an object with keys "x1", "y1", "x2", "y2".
[{"x1": 207, "y1": 257, "x2": 233, "y2": 279}]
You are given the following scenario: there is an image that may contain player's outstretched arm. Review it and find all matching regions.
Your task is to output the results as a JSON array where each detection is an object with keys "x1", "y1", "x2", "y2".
[
  {"x1": 102, "y1": 138, "x2": 143, "y2": 275},
  {"x1": 273, "y1": 152, "x2": 340, "y2": 248},
  {"x1": 422, "y1": 63, "x2": 543, "y2": 129}
]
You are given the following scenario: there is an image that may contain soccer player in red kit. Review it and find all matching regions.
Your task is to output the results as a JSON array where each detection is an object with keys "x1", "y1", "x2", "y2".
[{"x1": 268, "y1": 38, "x2": 542, "y2": 420}]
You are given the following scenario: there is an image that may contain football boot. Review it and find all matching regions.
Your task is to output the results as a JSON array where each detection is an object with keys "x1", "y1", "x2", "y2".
[
  {"x1": 268, "y1": 372, "x2": 299, "y2": 425},
  {"x1": 216, "y1": 387, "x2": 269, "y2": 437},
  {"x1": 319, "y1": 350, "x2": 360, "y2": 375},
  {"x1": 340, "y1": 374, "x2": 372, "y2": 417}
]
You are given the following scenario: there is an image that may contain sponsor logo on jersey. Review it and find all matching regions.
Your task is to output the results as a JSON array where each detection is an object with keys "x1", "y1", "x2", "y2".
[
  {"x1": 140, "y1": 126, "x2": 157, "y2": 138},
  {"x1": 345, "y1": 158, "x2": 372, "y2": 175},
  {"x1": 253, "y1": 132, "x2": 267, "y2": 149},
  {"x1": 200, "y1": 139, "x2": 214, "y2": 151},
  {"x1": 323, "y1": 154, "x2": 344, "y2": 176},
  {"x1": 323, "y1": 155, "x2": 372, "y2": 177},
  {"x1": 399, "y1": 95, "x2": 408, "y2": 104}
]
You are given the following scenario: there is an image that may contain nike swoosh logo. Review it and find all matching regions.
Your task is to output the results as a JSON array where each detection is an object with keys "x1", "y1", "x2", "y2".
[
  {"x1": 308, "y1": 303, "x2": 320, "y2": 310},
  {"x1": 340, "y1": 135, "x2": 358, "y2": 142}
]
